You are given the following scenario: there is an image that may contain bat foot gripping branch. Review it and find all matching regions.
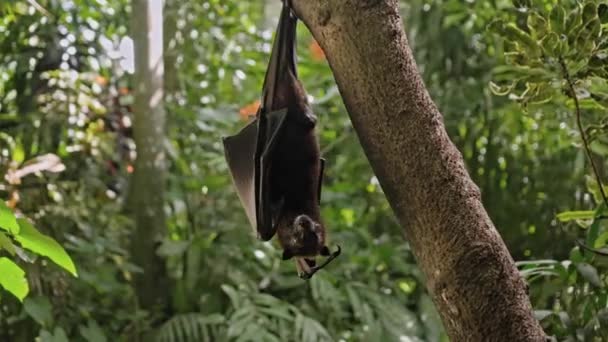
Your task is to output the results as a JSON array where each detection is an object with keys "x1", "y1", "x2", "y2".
[{"x1": 298, "y1": 245, "x2": 342, "y2": 280}]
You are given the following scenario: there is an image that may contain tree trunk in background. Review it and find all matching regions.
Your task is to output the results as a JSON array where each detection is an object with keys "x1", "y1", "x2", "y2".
[
  {"x1": 128, "y1": 0, "x2": 169, "y2": 318},
  {"x1": 292, "y1": 0, "x2": 545, "y2": 340},
  {"x1": 163, "y1": 0, "x2": 178, "y2": 98}
]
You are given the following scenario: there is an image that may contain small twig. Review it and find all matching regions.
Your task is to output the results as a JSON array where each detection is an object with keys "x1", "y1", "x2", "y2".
[
  {"x1": 26, "y1": 0, "x2": 52, "y2": 17},
  {"x1": 576, "y1": 239, "x2": 608, "y2": 256},
  {"x1": 559, "y1": 58, "x2": 608, "y2": 209}
]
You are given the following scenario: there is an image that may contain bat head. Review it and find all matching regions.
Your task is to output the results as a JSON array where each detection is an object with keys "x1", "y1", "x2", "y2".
[
  {"x1": 280, "y1": 214, "x2": 342, "y2": 279},
  {"x1": 280, "y1": 214, "x2": 325, "y2": 260},
  {"x1": 294, "y1": 214, "x2": 323, "y2": 242}
]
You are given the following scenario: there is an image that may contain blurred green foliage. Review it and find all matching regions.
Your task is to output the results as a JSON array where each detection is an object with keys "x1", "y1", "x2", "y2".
[
  {"x1": 0, "y1": 0, "x2": 606, "y2": 341},
  {"x1": 489, "y1": 0, "x2": 608, "y2": 339}
]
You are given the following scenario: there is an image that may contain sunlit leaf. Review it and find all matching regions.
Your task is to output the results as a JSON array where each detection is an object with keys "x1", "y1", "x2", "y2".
[
  {"x1": 556, "y1": 210, "x2": 595, "y2": 222},
  {"x1": 0, "y1": 257, "x2": 29, "y2": 301},
  {"x1": 0, "y1": 231, "x2": 16, "y2": 255},
  {"x1": 0, "y1": 201, "x2": 20, "y2": 234},
  {"x1": 14, "y1": 219, "x2": 77, "y2": 277}
]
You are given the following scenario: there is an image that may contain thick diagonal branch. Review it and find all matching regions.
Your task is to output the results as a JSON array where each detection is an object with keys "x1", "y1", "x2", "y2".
[{"x1": 291, "y1": 0, "x2": 545, "y2": 340}]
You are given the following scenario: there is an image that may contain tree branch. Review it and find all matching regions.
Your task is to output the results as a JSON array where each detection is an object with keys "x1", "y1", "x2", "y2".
[{"x1": 292, "y1": 0, "x2": 545, "y2": 340}]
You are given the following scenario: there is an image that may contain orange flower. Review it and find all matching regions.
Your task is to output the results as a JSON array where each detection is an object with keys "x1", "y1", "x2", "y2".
[
  {"x1": 126, "y1": 164, "x2": 134, "y2": 174},
  {"x1": 239, "y1": 99, "x2": 260, "y2": 120},
  {"x1": 309, "y1": 39, "x2": 325, "y2": 61},
  {"x1": 95, "y1": 75, "x2": 108, "y2": 86},
  {"x1": 119, "y1": 87, "x2": 130, "y2": 95},
  {"x1": 7, "y1": 191, "x2": 19, "y2": 209}
]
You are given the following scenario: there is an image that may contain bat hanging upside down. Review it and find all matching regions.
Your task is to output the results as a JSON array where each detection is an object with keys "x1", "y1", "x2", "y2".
[{"x1": 222, "y1": 0, "x2": 340, "y2": 279}]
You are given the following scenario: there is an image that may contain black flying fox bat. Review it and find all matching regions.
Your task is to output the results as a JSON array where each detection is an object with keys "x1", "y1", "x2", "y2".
[{"x1": 222, "y1": 1, "x2": 340, "y2": 279}]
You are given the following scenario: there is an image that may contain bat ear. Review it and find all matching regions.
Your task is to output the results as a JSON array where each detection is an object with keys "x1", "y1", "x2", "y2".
[
  {"x1": 282, "y1": 249, "x2": 294, "y2": 260},
  {"x1": 320, "y1": 246, "x2": 330, "y2": 256}
]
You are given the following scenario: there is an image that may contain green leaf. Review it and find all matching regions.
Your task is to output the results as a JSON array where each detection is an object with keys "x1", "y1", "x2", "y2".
[
  {"x1": 503, "y1": 24, "x2": 541, "y2": 56},
  {"x1": 24, "y1": 296, "x2": 53, "y2": 326},
  {"x1": 527, "y1": 12, "x2": 547, "y2": 38},
  {"x1": 40, "y1": 327, "x2": 68, "y2": 342},
  {"x1": 156, "y1": 239, "x2": 190, "y2": 257},
  {"x1": 12, "y1": 141, "x2": 24, "y2": 164},
  {"x1": 0, "y1": 201, "x2": 20, "y2": 234},
  {"x1": 556, "y1": 210, "x2": 595, "y2": 221},
  {"x1": 576, "y1": 263, "x2": 602, "y2": 287},
  {"x1": 0, "y1": 231, "x2": 16, "y2": 255},
  {"x1": 79, "y1": 320, "x2": 107, "y2": 342},
  {"x1": 489, "y1": 81, "x2": 516, "y2": 96},
  {"x1": 14, "y1": 219, "x2": 77, "y2": 277},
  {"x1": 0, "y1": 257, "x2": 29, "y2": 301},
  {"x1": 599, "y1": 3, "x2": 608, "y2": 23},
  {"x1": 586, "y1": 203, "x2": 606, "y2": 247},
  {"x1": 594, "y1": 231, "x2": 608, "y2": 249},
  {"x1": 570, "y1": 247, "x2": 584, "y2": 263},
  {"x1": 549, "y1": 5, "x2": 566, "y2": 33},
  {"x1": 487, "y1": 19, "x2": 505, "y2": 35},
  {"x1": 582, "y1": 2, "x2": 598, "y2": 24},
  {"x1": 565, "y1": 8, "x2": 583, "y2": 38},
  {"x1": 541, "y1": 32, "x2": 560, "y2": 56}
]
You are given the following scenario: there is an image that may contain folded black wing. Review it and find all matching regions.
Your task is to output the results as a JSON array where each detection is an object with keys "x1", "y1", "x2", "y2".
[
  {"x1": 222, "y1": 119, "x2": 258, "y2": 231},
  {"x1": 223, "y1": 1, "x2": 296, "y2": 240}
]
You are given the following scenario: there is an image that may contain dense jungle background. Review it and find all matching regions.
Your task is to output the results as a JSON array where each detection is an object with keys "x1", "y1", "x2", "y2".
[{"x1": 1, "y1": 0, "x2": 608, "y2": 341}]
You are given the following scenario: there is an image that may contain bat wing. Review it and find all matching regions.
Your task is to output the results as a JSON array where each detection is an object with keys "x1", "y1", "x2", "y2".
[
  {"x1": 223, "y1": 119, "x2": 259, "y2": 231},
  {"x1": 224, "y1": 1, "x2": 294, "y2": 240},
  {"x1": 256, "y1": 108, "x2": 288, "y2": 241}
]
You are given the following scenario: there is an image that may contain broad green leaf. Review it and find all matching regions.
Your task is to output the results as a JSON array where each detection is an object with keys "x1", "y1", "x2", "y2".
[
  {"x1": 79, "y1": 320, "x2": 107, "y2": 342},
  {"x1": 24, "y1": 296, "x2": 53, "y2": 326},
  {"x1": 0, "y1": 231, "x2": 16, "y2": 255},
  {"x1": 576, "y1": 263, "x2": 602, "y2": 287},
  {"x1": 39, "y1": 327, "x2": 68, "y2": 342},
  {"x1": 556, "y1": 210, "x2": 595, "y2": 222},
  {"x1": 0, "y1": 257, "x2": 29, "y2": 301},
  {"x1": 0, "y1": 201, "x2": 20, "y2": 234},
  {"x1": 156, "y1": 239, "x2": 190, "y2": 257},
  {"x1": 14, "y1": 219, "x2": 77, "y2": 277}
]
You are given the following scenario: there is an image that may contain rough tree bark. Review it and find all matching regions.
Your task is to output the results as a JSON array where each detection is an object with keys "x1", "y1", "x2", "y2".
[
  {"x1": 291, "y1": 0, "x2": 545, "y2": 341},
  {"x1": 127, "y1": 0, "x2": 169, "y2": 317}
]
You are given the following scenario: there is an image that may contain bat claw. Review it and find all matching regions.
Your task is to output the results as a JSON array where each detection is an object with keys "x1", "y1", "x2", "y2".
[
  {"x1": 298, "y1": 245, "x2": 342, "y2": 280},
  {"x1": 299, "y1": 272, "x2": 313, "y2": 280}
]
